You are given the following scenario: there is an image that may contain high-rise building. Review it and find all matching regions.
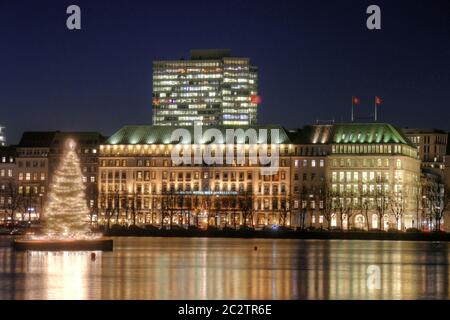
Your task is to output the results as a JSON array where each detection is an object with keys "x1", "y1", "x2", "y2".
[
  {"x1": 0, "y1": 126, "x2": 5, "y2": 146},
  {"x1": 152, "y1": 49, "x2": 259, "y2": 126}
]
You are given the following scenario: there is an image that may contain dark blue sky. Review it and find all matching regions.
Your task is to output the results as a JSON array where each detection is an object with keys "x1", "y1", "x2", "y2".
[{"x1": 1, "y1": 0, "x2": 449, "y2": 144}]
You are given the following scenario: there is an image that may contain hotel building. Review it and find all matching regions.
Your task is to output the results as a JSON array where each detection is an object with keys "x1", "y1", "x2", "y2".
[
  {"x1": 98, "y1": 123, "x2": 422, "y2": 230},
  {"x1": 152, "y1": 49, "x2": 258, "y2": 126}
]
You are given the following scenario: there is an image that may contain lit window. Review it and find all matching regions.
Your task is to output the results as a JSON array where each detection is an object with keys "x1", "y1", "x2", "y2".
[
  {"x1": 332, "y1": 172, "x2": 337, "y2": 182},
  {"x1": 311, "y1": 160, "x2": 316, "y2": 167},
  {"x1": 320, "y1": 159, "x2": 324, "y2": 167}
]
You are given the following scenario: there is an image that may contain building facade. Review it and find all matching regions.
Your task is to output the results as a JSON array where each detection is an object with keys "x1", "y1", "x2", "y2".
[
  {"x1": 403, "y1": 128, "x2": 450, "y2": 231},
  {"x1": 0, "y1": 126, "x2": 5, "y2": 146},
  {"x1": 0, "y1": 146, "x2": 17, "y2": 223},
  {"x1": 402, "y1": 128, "x2": 448, "y2": 172},
  {"x1": 98, "y1": 123, "x2": 422, "y2": 231},
  {"x1": 152, "y1": 49, "x2": 258, "y2": 126}
]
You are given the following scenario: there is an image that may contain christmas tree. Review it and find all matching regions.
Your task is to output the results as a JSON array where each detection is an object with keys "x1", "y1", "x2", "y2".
[{"x1": 43, "y1": 139, "x2": 91, "y2": 239}]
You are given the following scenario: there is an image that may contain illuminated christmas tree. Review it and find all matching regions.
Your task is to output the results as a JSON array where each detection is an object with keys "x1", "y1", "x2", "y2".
[{"x1": 43, "y1": 139, "x2": 91, "y2": 239}]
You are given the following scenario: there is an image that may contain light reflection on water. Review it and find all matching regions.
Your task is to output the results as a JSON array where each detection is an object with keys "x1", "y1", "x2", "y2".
[{"x1": 0, "y1": 237, "x2": 449, "y2": 300}]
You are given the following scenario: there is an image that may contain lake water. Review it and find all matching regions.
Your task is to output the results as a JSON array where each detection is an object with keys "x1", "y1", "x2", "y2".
[{"x1": 0, "y1": 237, "x2": 449, "y2": 300}]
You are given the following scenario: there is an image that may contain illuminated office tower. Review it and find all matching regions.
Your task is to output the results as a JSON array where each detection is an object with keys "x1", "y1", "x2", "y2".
[{"x1": 152, "y1": 49, "x2": 259, "y2": 126}]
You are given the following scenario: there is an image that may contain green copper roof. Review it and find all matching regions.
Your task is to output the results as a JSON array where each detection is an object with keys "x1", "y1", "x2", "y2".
[
  {"x1": 331, "y1": 123, "x2": 414, "y2": 146},
  {"x1": 288, "y1": 123, "x2": 415, "y2": 147},
  {"x1": 105, "y1": 123, "x2": 415, "y2": 147},
  {"x1": 106, "y1": 125, "x2": 292, "y2": 145}
]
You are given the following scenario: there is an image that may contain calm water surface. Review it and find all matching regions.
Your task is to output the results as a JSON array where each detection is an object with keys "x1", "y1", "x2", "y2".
[{"x1": 0, "y1": 237, "x2": 449, "y2": 300}]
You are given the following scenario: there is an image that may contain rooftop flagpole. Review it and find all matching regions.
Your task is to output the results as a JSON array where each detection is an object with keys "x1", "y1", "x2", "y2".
[
  {"x1": 351, "y1": 96, "x2": 359, "y2": 122},
  {"x1": 374, "y1": 96, "x2": 377, "y2": 121},
  {"x1": 375, "y1": 96, "x2": 382, "y2": 122},
  {"x1": 351, "y1": 96, "x2": 354, "y2": 122}
]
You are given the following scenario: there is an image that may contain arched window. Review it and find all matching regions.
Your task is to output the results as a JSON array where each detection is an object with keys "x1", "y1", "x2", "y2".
[
  {"x1": 331, "y1": 214, "x2": 337, "y2": 228},
  {"x1": 372, "y1": 214, "x2": 378, "y2": 229},
  {"x1": 342, "y1": 214, "x2": 348, "y2": 230},
  {"x1": 355, "y1": 214, "x2": 365, "y2": 229},
  {"x1": 383, "y1": 214, "x2": 389, "y2": 230}
]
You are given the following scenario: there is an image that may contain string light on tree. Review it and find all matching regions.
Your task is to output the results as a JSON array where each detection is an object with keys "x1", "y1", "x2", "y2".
[{"x1": 42, "y1": 139, "x2": 93, "y2": 239}]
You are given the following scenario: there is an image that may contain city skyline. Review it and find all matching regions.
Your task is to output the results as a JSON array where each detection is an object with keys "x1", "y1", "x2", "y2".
[
  {"x1": 1, "y1": 1, "x2": 450, "y2": 304},
  {"x1": 1, "y1": 0, "x2": 450, "y2": 144}
]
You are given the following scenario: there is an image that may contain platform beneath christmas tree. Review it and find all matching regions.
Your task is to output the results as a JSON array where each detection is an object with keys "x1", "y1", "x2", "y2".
[{"x1": 13, "y1": 238, "x2": 113, "y2": 251}]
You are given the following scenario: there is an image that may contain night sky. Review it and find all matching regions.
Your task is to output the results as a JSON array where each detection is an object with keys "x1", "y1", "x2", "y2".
[{"x1": 1, "y1": 0, "x2": 449, "y2": 144}]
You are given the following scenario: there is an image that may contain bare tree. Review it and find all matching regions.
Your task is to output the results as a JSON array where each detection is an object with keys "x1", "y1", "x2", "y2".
[
  {"x1": 161, "y1": 191, "x2": 175, "y2": 229},
  {"x1": 278, "y1": 195, "x2": 287, "y2": 227},
  {"x1": 413, "y1": 178, "x2": 423, "y2": 230},
  {"x1": 88, "y1": 183, "x2": 99, "y2": 226},
  {"x1": 230, "y1": 196, "x2": 238, "y2": 229},
  {"x1": 240, "y1": 191, "x2": 254, "y2": 228},
  {"x1": 113, "y1": 190, "x2": 120, "y2": 224},
  {"x1": 204, "y1": 196, "x2": 216, "y2": 228},
  {"x1": 4, "y1": 181, "x2": 23, "y2": 225},
  {"x1": 426, "y1": 182, "x2": 450, "y2": 232},
  {"x1": 372, "y1": 177, "x2": 390, "y2": 231},
  {"x1": 389, "y1": 191, "x2": 405, "y2": 231},
  {"x1": 298, "y1": 186, "x2": 309, "y2": 230},
  {"x1": 129, "y1": 190, "x2": 138, "y2": 226},
  {"x1": 317, "y1": 182, "x2": 334, "y2": 230},
  {"x1": 334, "y1": 192, "x2": 354, "y2": 231},
  {"x1": 361, "y1": 198, "x2": 370, "y2": 231}
]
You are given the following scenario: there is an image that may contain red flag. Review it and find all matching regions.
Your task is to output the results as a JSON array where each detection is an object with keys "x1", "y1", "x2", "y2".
[
  {"x1": 251, "y1": 95, "x2": 262, "y2": 104},
  {"x1": 352, "y1": 96, "x2": 360, "y2": 105},
  {"x1": 375, "y1": 96, "x2": 382, "y2": 105}
]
